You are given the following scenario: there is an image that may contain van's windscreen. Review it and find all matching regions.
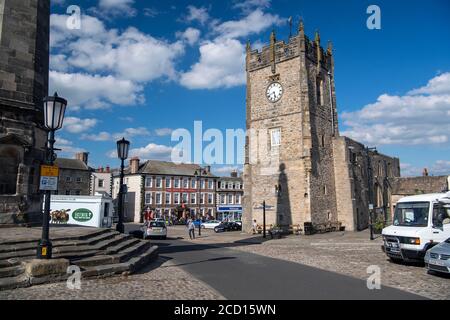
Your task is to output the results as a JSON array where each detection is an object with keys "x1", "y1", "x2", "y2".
[{"x1": 393, "y1": 202, "x2": 429, "y2": 227}]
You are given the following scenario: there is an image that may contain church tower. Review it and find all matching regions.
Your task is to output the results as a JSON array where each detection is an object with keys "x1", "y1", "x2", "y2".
[
  {"x1": 243, "y1": 22, "x2": 339, "y2": 231},
  {"x1": 0, "y1": 0, "x2": 50, "y2": 225}
]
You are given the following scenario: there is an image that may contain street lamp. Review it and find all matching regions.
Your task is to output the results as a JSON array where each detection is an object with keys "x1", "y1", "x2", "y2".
[
  {"x1": 37, "y1": 92, "x2": 67, "y2": 259},
  {"x1": 194, "y1": 168, "x2": 208, "y2": 236},
  {"x1": 116, "y1": 137, "x2": 130, "y2": 233}
]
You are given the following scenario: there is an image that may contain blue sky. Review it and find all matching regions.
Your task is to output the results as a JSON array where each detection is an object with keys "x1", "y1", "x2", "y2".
[{"x1": 50, "y1": 0, "x2": 450, "y2": 176}]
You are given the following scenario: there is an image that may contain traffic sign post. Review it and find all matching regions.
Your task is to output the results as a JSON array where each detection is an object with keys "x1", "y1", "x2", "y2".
[
  {"x1": 39, "y1": 165, "x2": 59, "y2": 191},
  {"x1": 254, "y1": 201, "x2": 274, "y2": 239}
]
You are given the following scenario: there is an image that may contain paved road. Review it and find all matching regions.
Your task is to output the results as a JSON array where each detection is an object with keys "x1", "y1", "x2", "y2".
[{"x1": 150, "y1": 236, "x2": 424, "y2": 300}]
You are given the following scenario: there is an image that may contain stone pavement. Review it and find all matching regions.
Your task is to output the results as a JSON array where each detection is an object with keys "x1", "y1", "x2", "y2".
[
  {"x1": 0, "y1": 226, "x2": 102, "y2": 243},
  {"x1": 175, "y1": 227, "x2": 449, "y2": 300},
  {"x1": 0, "y1": 256, "x2": 224, "y2": 300}
]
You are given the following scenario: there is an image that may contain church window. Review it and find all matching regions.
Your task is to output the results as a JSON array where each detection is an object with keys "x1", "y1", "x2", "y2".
[
  {"x1": 316, "y1": 77, "x2": 324, "y2": 106},
  {"x1": 270, "y1": 128, "x2": 281, "y2": 149}
]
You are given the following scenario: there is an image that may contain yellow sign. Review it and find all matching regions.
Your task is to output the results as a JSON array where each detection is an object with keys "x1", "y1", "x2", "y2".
[
  {"x1": 41, "y1": 247, "x2": 47, "y2": 256},
  {"x1": 40, "y1": 165, "x2": 59, "y2": 177}
]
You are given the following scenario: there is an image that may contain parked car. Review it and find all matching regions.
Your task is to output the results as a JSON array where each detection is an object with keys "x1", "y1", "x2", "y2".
[
  {"x1": 214, "y1": 221, "x2": 241, "y2": 233},
  {"x1": 425, "y1": 237, "x2": 450, "y2": 275},
  {"x1": 145, "y1": 221, "x2": 167, "y2": 239},
  {"x1": 229, "y1": 221, "x2": 242, "y2": 231},
  {"x1": 214, "y1": 222, "x2": 232, "y2": 233},
  {"x1": 201, "y1": 220, "x2": 221, "y2": 229}
]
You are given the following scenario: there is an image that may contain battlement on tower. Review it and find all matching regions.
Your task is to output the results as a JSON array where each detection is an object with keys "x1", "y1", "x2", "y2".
[{"x1": 246, "y1": 26, "x2": 334, "y2": 73}]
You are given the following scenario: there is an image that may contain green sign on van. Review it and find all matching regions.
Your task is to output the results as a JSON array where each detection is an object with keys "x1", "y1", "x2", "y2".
[{"x1": 72, "y1": 208, "x2": 93, "y2": 222}]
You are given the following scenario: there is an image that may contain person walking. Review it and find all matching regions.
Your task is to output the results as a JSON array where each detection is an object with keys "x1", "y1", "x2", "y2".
[
  {"x1": 252, "y1": 219, "x2": 258, "y2": 234},
  {"x1": 188, "y1": 218, "x2": 195, "y2": 240}
]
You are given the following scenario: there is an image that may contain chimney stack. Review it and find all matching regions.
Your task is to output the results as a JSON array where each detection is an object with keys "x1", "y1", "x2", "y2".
[
  {"x1": 75, "y1": 152, "x2": 89, "y2": 165},
  {"x1": 230, "y1": 170, "x2": 238, "y2": 178},
  {"x1": 130, "y1": 157, "x2": 140, "y2": 174},
  {"x1": 105, "y1": 165, "x2": 110, "y2": 173}
]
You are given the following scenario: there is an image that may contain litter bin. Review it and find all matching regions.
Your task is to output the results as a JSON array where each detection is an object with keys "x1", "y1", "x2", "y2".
[{"x1": 304, "y1": 222, "x2": 313, "y2": 235}]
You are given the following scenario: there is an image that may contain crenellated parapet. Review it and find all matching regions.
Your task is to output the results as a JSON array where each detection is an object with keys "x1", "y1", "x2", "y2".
[{"x1": 246, "y1": 22, "x2": 334, "y2": 74}]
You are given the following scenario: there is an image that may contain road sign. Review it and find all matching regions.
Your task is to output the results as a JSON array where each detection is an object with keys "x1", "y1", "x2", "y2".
[
  {"x1": 253, "y1": 205, "x2": 274, "y2": 210},
  {"x1": 40, "y1": 165, "x2": 59, "y2": 177},
  {"x1": 39, "y1": 165, "x2": 59, "y2": 191}
]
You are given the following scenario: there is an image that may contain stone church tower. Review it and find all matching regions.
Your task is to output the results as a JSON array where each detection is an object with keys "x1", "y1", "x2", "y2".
[
  {"x1": 243, "y1": 22, "x2": 338, "y2": 231},
  {"x1": 243, "y1": 22, "x2": 400, "y2": 232},
  {"x1": 0, "y1": 0, "x2": 50, "y2": 225}
]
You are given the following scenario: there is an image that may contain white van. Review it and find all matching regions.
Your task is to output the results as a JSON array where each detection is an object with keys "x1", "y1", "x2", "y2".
[
  {"x1": 382, "y1": 192, "x2": 450, "y2": 262},
  {"x1": 48, "y1": 195, "x2": 115, "y2": 228}
]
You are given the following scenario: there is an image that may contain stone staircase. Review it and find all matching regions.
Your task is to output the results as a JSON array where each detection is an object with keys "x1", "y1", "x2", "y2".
[{"x1": 0, "y1": 228, "x2": 158, "y2": 291}]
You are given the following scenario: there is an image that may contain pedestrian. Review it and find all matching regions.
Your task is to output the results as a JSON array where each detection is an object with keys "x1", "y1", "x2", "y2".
[
  {"x1": 252, "y1": 219, "x2": 258, "y2": 234},
  {"x1": 188, "y1": 218, "x2": 195, "y2": 239}
]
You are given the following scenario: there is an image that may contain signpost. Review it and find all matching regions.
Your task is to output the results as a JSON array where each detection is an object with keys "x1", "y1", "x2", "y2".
[
  {"x1": 254, "y1": 201, "x2": 274, "y2": 238},
  {"x1": 39, "y1": 165, "x2": 59, "y2": 191}
]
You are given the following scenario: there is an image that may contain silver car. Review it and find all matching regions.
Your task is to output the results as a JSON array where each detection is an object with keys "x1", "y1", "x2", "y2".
[
  {"x1": 424, "y1": 237, "x2": 450, "y2": 274},
  {"x1": 144, "y1": 221, "x2": 167, "y2": 239}
]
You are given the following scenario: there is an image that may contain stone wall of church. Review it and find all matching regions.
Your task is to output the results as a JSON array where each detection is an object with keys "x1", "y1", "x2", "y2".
[{"x1": 0, "y1": 0, "x2": 50, "y2": 225}]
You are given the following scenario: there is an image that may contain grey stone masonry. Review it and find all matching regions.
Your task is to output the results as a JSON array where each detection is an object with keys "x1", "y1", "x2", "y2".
[{"x1": 0, "y1": 0, "x2": 50, "y2": 225}]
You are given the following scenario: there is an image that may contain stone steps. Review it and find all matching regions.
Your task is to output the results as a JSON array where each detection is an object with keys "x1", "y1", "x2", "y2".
[
  {"x1": 0, "y1": 264, "x2": 25, "y2": 278},
  {"x1": 0, "y1": 228, "x2": 110, "y2": 246},
  {"x1": 0, "y1": 229, "x2": 117, "y2": 253},
  {"x1": 0, "y1": 228, "x2": 158, "y2": 291},
  {"x1": 81, "y1": 245, "x2": 158, "y2": 278}
]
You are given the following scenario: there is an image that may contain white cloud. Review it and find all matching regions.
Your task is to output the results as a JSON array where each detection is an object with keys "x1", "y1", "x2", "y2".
[
  {"x1": 408, "y1": 72, "x2": 450, "y2": 96},
  {"x1": 50, "y1": 14, "x2": 185, "y2": 109},
  {"x1": 233, "y1": 0, "x2": 271, "y2": 13},
  {"x1": 55, "y1": 137, "x2": 86, "y2": 159},
  {"x1": 401, "y1": 161, "x2": 450, "y2": 177},
  {"x1": 49, "y1": 71, "x2": 144, "y2": 109},
  {"x1": 176, "y1": 27, "x2": 201, "y2": 46},
  {"x1": 185, "y1": 5, "x2": 210, "y2": 25},
  {"x1": 81, "y1": 127, "x2": 151, "y2": 141},
  {"x1": 180, "y1": 38, "x2": 246, "y2": 89},
  {"x1": 63, "y1": 117, "x2": 98, "y2": 134},
  {"x1": 143, "y1": 7, "x2": 159, "y2": 18},
  {"x1": 431, "y1": 160, "x2": 450, "y2": 176},
  {"x1": 154, "y1": 128, "x2": 173, "y2": 136},
  {"x1": 107, "y1": 143, "x2": 173, "y2": 161},
  {"x1": 341, "y1": 73, "x2": 450, "y2": 146},
  {"x1": 97, "y1": 0, "x2": 136, "y2": 17},
  {"x1": 214, "y1": 9, "x2": 284, "y2": 40},
  {"x1": 179, "y1": 9, "x2": 283, "y2": 90}
]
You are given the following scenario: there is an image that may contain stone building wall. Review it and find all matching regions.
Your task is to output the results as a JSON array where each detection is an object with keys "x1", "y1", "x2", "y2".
[
  {"x1": 57, "y1": 169, "x2": 91, "y2": 196},
  {"x1": 0, "y1": 0, "x2": 50, "y2": 225}
]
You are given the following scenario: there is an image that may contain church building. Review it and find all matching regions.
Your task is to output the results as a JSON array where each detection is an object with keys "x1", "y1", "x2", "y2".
[{"x1": 242, "y1": 22, "x2": 400, "y2": 232}]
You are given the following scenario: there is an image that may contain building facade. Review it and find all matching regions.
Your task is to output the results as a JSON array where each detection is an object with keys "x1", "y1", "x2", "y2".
[
  {"x1": 91, "y1": 166, "x2": 113, "y2": 196},
  {"x1": 54, "y1": 152, "x2": 91, "y2": 196},
  {"x1": 112, "y1": 158, "x2": 217, "y2": 223},
  {"x1": 389, "y1": 175, "x2": 450, "y2": 215},
  {"x1": 243, "y1": 23, "x2": 400, "y2": 232},
  {"x1": 0, "y1": 0, "x2": 50, "y2": 225},
  {"x1": 216, "y1": 171, "x2": 244, "y2": 221}
]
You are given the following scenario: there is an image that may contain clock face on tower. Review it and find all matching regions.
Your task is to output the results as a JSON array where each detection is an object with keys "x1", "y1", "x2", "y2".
[{"x1": 266, "y1": 82, "x2": 283, "y2": 103}]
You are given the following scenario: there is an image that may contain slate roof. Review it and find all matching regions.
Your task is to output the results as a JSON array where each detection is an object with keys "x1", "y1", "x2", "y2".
[
  {"x1": 122, "y1": 160, "x2": 216, "y2": 177},
  {"x1": 54, "y1": 158, "x2": 90, "y2": 171}
]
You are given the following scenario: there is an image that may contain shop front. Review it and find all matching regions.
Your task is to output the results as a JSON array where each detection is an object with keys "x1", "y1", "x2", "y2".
[{"x1": 216, "y1": 205, "x2": 242, "y2": 221}]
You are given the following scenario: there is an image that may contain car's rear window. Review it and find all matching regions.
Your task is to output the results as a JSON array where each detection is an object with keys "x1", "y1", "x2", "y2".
[{"x1": 150, "y1": 222, "x2": 165, "y2": 227}]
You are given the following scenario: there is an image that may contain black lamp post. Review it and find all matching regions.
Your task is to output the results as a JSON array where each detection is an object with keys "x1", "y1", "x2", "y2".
[
  {"x1": 194, "y1": 168, "x2": 208, "y2": 236},
  {"x1": 116, "y1": 137, "x2": 130, "y2": 233},
  {"x1": 37, "y1": 92, "x2": 67, "y2": 259}
]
